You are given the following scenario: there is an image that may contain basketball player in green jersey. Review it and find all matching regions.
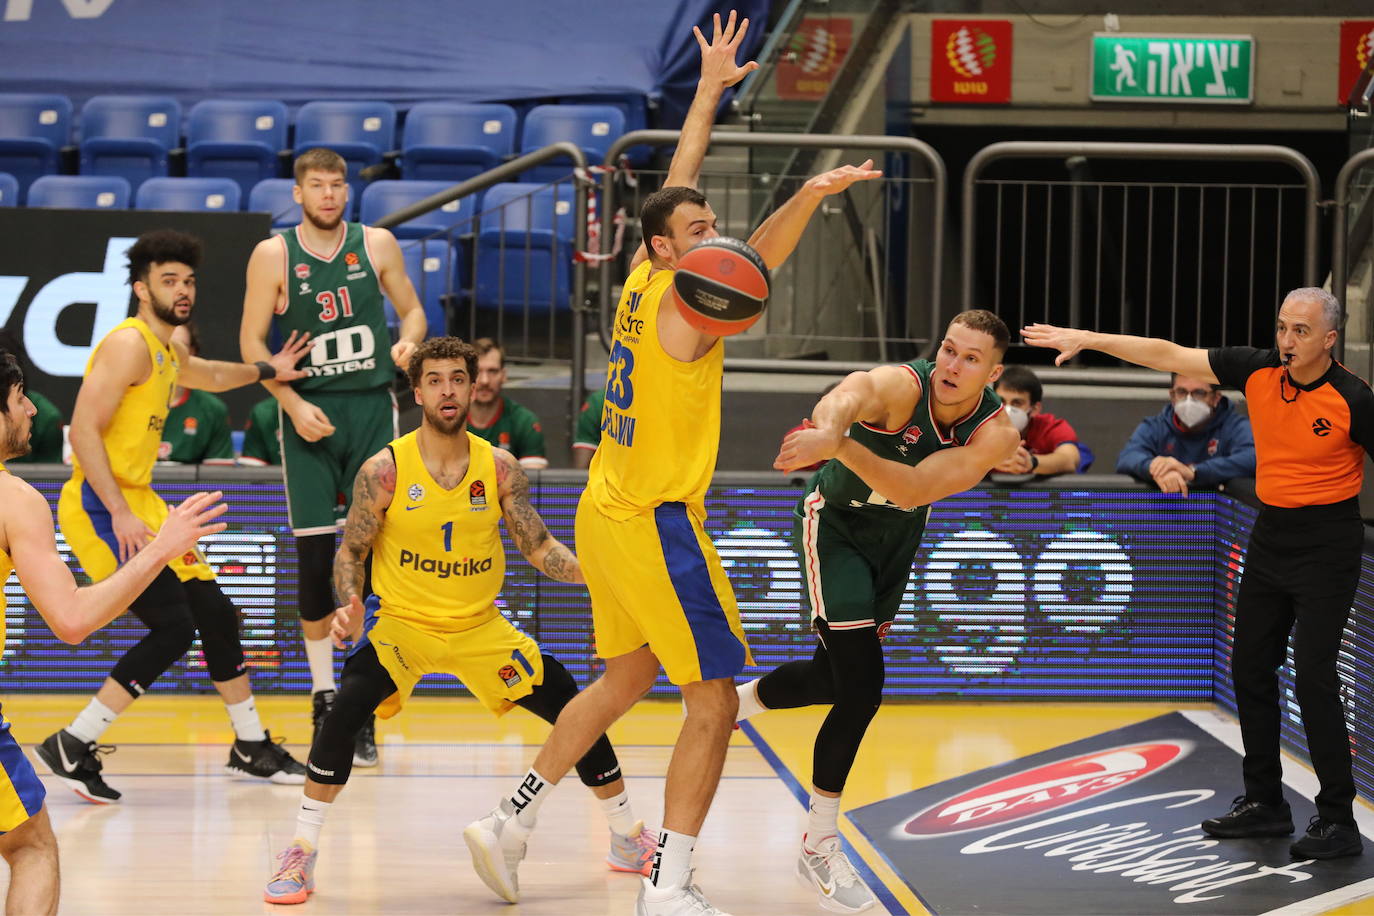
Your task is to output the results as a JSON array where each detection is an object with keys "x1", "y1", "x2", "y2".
[
  {"x1": 239, "y1": 148, "x2": 427, "y2": 764},
  {"x1": 737, "y1": 310, "x2": 1020, "y2": 914}
]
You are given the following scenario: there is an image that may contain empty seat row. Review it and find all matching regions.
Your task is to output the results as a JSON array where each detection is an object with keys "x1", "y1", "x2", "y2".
[{"x1": 0, "y1": 94, "x2": 635, "y2": 206}]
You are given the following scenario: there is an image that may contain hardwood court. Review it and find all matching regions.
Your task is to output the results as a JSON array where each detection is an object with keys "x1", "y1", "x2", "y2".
[{"x1": 2, "y1": 696, "x2": 1371, "y2": 915}]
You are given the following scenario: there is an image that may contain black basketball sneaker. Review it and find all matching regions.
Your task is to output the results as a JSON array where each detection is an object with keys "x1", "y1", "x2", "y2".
[
  {"x1": 225, "y1": 730, "x2": 307, "y2": 784},
  {"x1": 34, "y1": 729, "x2": 121, "y2": 804},
  {"x1": 353, "y1": 714, "x2": 378, "y2": 768}
]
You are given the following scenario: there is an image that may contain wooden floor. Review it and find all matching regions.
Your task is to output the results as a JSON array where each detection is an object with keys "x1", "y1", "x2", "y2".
[{"x1": 1, "y1": 695, "x2": 1372, "y2": 915}]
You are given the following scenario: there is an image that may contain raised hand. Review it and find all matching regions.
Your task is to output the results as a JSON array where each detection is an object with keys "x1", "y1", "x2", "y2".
[
  {"x1": 153, "y1": 491, "x2": 229, "y2": 561},
  {"x1": 1021, "y1": 323, "x2": 1090, "y2": 366},
  {"x1": 695, "y1": 10, "x2": 759, "y2": 89},
  {"x1": 330, "y1": 594, "x2": 366, "y2": 649},
  {"x1": 266, "y1": 329, "x2": 313, "y2": 382},
  {"x1": 806, "y1": 159, "x2": 883, "y2": 198}
]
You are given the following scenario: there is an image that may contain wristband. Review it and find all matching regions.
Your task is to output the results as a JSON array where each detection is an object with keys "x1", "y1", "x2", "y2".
[
  {"x1": 1029, "y1": 453, "x2": 1040, "y2": 472},
  {"x1": 255, "y1": 360, "x2": 276, "y2": 381}
]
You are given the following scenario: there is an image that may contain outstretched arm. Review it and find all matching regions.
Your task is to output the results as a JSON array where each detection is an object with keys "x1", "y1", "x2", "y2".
[
  {"x1": 836, "y1": 416, "x2": 1022, "y2": 510},
  {"x1": 629, "y1": 10, "x2": 757, "y2": 271},
  {"x1": 1021, "y1": 324, "x2": 1217, "y2": 383},
  {"x1": 175, "y1": 330, "x2": 311, "y2": 392},
  {"x1": 747, "y1": 160, "x2": 883, "y2": 270},
  {"x1": 494, "y1": 450, "x2": 581, "y2": 583},
  {"x1": 774, "y1": 366, "x2": 916, "y2": 472},
  {"x1": 7, "y1": 485, "x2": 227, "y2": 643}
]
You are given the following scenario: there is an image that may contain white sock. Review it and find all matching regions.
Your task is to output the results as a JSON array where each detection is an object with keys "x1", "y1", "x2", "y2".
[
  {"x1": 67, "y1": 698, "x2": 118, "y2": 744},
  {"x1": 507, "y1": 767, "x2": 552, "y2": 828},
  {"x1": 294, "y1": 797, "x2": 332, "y2": 849},
  {"x1": 735, "y1": 679, "x2": 767, "y2": 722},
  {"x1": 804, "y1": 793, "x2": 842, "y2": 849},
  {"x1": 599, "y1": 790, "x2": 638, "y2": 837},
  {"x1": 305, "y1": 637, "x2": 336, "y2": 694},
  {"x1": 649, "y1": 828, "x2": 696, "y2": 889},
  {"x1": 225, "y1": 696, "x2": 266, "y2": 742}
]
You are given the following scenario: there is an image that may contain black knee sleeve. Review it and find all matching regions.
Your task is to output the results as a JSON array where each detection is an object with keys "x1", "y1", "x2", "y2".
[
  {"x1": 110, "y1": 569, "x2": 196, "y2": 697},
  {"x1": 515, "y1": 655, "x2": 623, "y2": 788},
  {"x1": 757, "y1": 638, "x2": 836, "y2": 710},
  {"x1": 296, "y1": 534, "x2": 336, "y2": 622},
  {"x1": 308, "y1": 643, "x2": 395, "y2": 785},
  {"x1": 184, "y1": 579, "x2": 246, "y2": 682},
  {"x1": 811, "y1": 624, "x2": 885, "y2": 795}
]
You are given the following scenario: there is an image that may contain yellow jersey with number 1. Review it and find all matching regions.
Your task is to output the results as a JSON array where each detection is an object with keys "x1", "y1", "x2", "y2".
[
  {"x1": 585, "y1": 260, "x2": 723, "y2": 521},
  {"x1": 370, "y1": 430, "x2": 504, "y2": 636}
]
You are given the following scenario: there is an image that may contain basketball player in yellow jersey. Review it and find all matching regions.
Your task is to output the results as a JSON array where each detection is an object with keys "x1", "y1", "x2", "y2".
[
  {"x1": 38, "y1": 229, "x2": 313, "y2": 804},
  {"x1": 264, "y1": 337, "x2": 659, "y2": 906},
  {"x1": 471, "y1": 12, "x2": 881, "y2": 915},
  {"x1": 0, "y1": 347, "x2": 227, "y2": 914}
]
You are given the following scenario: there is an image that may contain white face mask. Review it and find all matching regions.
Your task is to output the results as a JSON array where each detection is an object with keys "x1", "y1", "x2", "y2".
[
  {"x1": 1004, "y1": 405, "x2": 1029, "y2": 433},
  {"x1": 1173, "y1": 397, "x2": 1213, "y2": 428}
]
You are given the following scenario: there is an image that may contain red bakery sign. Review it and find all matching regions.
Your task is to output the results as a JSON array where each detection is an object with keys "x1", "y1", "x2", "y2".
[{"x1": 931, "y1": 19, "x2": 1013, "y2": 104}]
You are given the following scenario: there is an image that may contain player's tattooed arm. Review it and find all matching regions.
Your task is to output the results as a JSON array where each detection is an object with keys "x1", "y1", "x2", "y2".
[
  {"x1": 334, "y1": 449, "x2": 396, "y2": 604},
  {"x1": 494, "y1": 450, "x2": 583, "y2": 584}
]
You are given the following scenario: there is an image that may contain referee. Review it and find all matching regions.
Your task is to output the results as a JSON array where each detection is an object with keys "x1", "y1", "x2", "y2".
[{"x1": 1025, "y1": 286, "x2": 1369, "y2": 860}]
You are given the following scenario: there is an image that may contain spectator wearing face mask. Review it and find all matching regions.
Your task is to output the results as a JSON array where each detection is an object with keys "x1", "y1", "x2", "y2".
[
  {"x1": 1116, "y1": 373, "x2": 1255, "y2": 496},
  {"x1": 992, "y1": 366, "x2": 1090, "y2": 475}
]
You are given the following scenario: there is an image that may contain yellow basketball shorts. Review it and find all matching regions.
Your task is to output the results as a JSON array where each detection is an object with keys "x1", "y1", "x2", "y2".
[
  {"x1": 58, "y1": 478, "x2": 215, "y2": 584},
  {"x1": 353, "y1": 597, "x2": 545, "y2": 718},
  {"x1": 0, "y1": 707, "x2": 45, "y2": 834},
  {"x1": 576, "y1": 494, "x2": 752, "y2": 686}
]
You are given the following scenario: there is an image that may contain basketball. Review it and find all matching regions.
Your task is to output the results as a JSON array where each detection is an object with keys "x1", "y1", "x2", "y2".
[{"x1": 670, "y1": 236, "x2": 771, "y2": 336}]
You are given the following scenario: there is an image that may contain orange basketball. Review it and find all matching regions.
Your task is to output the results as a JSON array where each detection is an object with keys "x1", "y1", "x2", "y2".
[{"x1": 670, "y1": 237, "x2": 771, "y2": 337}]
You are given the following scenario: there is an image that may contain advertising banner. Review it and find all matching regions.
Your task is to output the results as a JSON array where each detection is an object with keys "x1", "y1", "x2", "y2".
[{"x1": 930, "y1": 19, "x2": 1013, "y2": 104}]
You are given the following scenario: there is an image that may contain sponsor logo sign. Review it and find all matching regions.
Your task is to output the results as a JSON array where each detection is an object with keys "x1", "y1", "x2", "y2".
[
  {"x1": 931, "y1": 20, "x2": 1013, "y2": 104},
  {"x1": 848, "y1": 713, "x2": 1374, "y2": 914},
  {"x1": 1339, "y1": 21, "x2": 1374, "y2": 105},
  {"x1": 776, "y1": 17, "x2": 853, "y2": 101}
]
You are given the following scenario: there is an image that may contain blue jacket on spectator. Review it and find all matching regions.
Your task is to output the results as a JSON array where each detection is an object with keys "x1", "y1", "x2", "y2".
[{"x1": 1115, "y1": 396, "x2": 1256, "y2": 488}]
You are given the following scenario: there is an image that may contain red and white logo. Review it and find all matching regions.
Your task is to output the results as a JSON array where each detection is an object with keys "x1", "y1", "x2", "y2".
[
  {"x1": 901, "y1": 742, "x2": 1189, "y2": 838},
  {"x1": 901, "y1": 425, "x2": 922, "y2": 446},
  {"x1": 294, "y1": 263, "x2": 311, "y2": 279}
]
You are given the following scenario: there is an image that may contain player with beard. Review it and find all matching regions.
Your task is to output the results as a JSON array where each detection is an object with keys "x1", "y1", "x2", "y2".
[
  {"x1": 240, "y1": 147, "x2": 427, "y2": 767},
  {"x1": 0, "y1": 346, "x2": 229, "y2": 915},
  {"x1": 735, "y1": 310, "x2": 1020, "y2": 913},
  {"x1": 263, "y1": 337, "x2": 658, "y2": 905},
  {"x1": 38, "y1": 230, "x2": 312, "y2": 804}
]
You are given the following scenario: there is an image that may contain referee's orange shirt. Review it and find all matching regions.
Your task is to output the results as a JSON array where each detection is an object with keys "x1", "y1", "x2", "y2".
[{"x1": 1209, "y1": 347, "x2": 1374, "y2": 508}]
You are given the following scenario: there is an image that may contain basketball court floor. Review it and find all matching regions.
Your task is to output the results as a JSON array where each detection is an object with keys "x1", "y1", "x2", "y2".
[{"x1": 5, "y1": 695, "x2": 1373, "y2": 915}]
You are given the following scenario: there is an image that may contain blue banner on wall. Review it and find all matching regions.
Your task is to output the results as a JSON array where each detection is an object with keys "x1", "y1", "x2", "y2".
[{"x1": 0, "y1": 0, "x2": 767, "y2": 118}]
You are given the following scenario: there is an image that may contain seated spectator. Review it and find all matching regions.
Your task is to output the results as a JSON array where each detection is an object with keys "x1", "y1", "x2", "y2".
[
  {"x1": 0, "y1": 330, "x2": 63, "y2": 464},
  {"x1": 240, "y1": 396, "x2": 282, "y2": 466},
  {"x1": 160, "y1": 323, "x2": 233, "y2": 463},
  {"x1": 1116, "y1": 373, "x2": 1255, "y2": 496},
  {"x1": 572, "y1": 386, "x2": 606, "y2": 469},
  {"x1": 467, "y1": 337, "x2": 548, "y2": 470},
  {"x1": 993, "y1": 366, "x2": 1090, "y2": 476}
]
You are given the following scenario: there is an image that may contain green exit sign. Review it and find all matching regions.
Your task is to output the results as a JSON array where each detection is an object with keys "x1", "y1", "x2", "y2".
[{"x1": 1090, "y1": 34, "x2": 1254, "y2": 104}]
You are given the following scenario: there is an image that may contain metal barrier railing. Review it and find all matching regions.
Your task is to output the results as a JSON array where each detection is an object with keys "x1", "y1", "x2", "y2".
[
  {"x1": 962, "y1": 142, "x2": 1321, "y2": 354},
  {"x1": 1333, "y1": 147, "x2": 1374, "y2": 377},
  {"x1": 597, "y1": 128, "x2": 947, "y2": 361}
]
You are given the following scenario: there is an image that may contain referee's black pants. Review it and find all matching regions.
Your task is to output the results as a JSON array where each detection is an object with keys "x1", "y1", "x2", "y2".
[{"x1": 1232, "y1": 499, "x2": 1363, "y2": 826}]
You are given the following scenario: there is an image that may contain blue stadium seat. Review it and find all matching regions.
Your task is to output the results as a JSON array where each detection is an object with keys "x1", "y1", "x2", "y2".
[
  {"x1": 387, "y1": 240, "x2": 454, "y2": 337},
  {"x1": 519, "y1": 104, "x2": 624, "y2": 184},
  {"x1": 294, "y1": 100, "x2": 396, "y2": 210},
  {"x1": 0, "y1": 172, "x2": 17, "y2": 207},
  {"x1": 400, "y1": 102, "x2": 515, "y2": 183},
  {"x1": 0, "y1": 94, "x2": 72, "y2": 204},
  {"x1": 78, "y1": 95, "x2": 181, "y2": 194},
  {"x1": 474, "y1": 182, "x2": 575, "y2": 312},
  {"x1": 359, "y1": 180, "x2": 476, "y2": 240},
  {"x1": 570, "y1": 93, "x2": 650, "y2": 166},
  {"x1": 136, "y1": 177, "x2": 242, "y2": 212},
  {"x1": 28, "y1": 174, "x2": 131, "y2": 210},
  {"x1": 247, "y1": 178, "x2": 302, "y2": 230},
  {"x1": 186, "y1": 99, "x2": 288, "y2": 200}
]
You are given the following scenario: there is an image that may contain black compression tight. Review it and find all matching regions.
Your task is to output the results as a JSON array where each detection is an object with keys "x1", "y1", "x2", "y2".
[{"x1": 755, "y1": 621, "x2": 884, "y2": 794}]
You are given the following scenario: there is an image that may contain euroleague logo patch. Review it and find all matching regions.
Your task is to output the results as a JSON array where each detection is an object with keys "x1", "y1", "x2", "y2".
[
  {"x1": 498, "y1": 664, "x2": 522, "y2": 687},
  {"x1": 900, "y1": 741, "x2": 1189, "y2": 838}
]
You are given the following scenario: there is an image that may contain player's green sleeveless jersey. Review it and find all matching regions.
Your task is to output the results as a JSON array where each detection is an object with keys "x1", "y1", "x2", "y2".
[
  {"x1": 804, "y1": 360, "x2": 1003, "y2": 526},
  {"x1": 276, "y1": 222, "x2": 394, "y2": 392}
]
